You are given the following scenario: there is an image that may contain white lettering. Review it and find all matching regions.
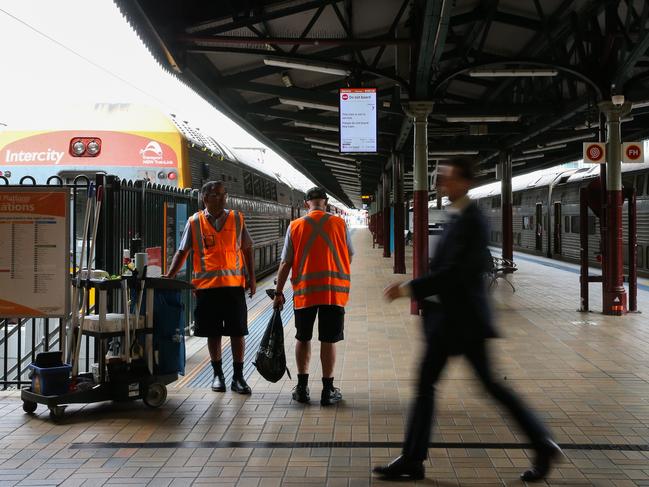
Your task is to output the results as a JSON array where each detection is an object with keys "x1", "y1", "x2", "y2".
[{"x1": 4, "y1": 149, "x2": 64, "y2": 164}]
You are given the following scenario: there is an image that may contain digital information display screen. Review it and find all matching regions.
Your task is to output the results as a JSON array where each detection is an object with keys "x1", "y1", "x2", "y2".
[{"x1": 339, "y1": 88, "x2": 377, "y2": 153}]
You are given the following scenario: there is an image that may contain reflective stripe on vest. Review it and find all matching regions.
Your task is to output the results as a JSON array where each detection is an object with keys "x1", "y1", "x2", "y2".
[
  {"x1": 191, "y1": 210, "x2": 245, "y2": 289},
  {"x1": 290, "y1": 211, "x2": 350, "y2": 308}
]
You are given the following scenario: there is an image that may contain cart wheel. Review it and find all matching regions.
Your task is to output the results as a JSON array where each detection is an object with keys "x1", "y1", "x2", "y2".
[
  {"x1": 49, "y1": 405, "x2": 66, "y2": 421},
  {"x1": 22, "y1": 401, "x2": 37, "y2": 414},
  {"x1": 143, "y1": 383, "x2": 167, "y2": 408}
]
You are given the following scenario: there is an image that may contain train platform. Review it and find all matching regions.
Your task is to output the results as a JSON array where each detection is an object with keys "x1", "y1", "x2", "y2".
[{"x1": 2, "y1": 229, "x2": 649, "y2": 486}]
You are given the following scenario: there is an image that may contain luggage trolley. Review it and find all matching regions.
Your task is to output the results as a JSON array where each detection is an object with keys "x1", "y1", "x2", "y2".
[{"x1": 21, "y1": 276, "x2": 193, "y2": 420}]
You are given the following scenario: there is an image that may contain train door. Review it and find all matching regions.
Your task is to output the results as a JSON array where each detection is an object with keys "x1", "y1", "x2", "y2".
[
  {"x1": 535, "y1": 203, "x2": 543, "y2": 252},
  {"x1": 553, "y1": 202, "x2": 562, "y2": 254}
]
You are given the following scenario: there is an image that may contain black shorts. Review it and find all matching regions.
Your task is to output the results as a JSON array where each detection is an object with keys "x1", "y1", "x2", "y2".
[
  {"x1": 294, "y1": 305, "x2": 344, "y2": 343},
  {"x1": 194, "y1": 287, "x2": 248, "y2": 337}
]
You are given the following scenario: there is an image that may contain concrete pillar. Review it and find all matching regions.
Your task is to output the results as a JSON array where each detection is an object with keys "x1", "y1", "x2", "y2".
[
  {"x1": 405, "y1": 102, "x2": 433, "y2": 313},
  {"x1": 383, "y1": 170, "x2": 391, "y2": 258},
  {"x1": 393, "y1": 152, "x2": 406, "y2": 274},
  {"x1": 500, "y1": 152, "x2": 513, "y2": 262},
  {"x1": 599, "y1": 100, "x2": 632, "y2": 315}
]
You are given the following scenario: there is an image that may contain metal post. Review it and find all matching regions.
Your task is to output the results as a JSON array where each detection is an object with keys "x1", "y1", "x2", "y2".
[
  {"x1": 627, "y1": 187, "x2": 637, "y2": 312},
  {"x1": 383, "y1": 171, "x2": 391, "y2": 258},
  {"x1": 393, "y1": 152, "x2": 406, "y2": 273},
  {"x1": 599, "y1": 100, "x2": 631, "y2": 315},
  {"x1": 405, "y1": 102, "x2": 433, "y2": 314},
  {"x1": 580, "y1": 187, "x2": 589, "y2": 312},
  {"x1": 501, "y1": 152, "x2": 513, "y2": 262}
]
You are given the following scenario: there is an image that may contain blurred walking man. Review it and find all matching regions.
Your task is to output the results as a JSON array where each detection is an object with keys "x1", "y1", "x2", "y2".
[
  {"x1": 165, "y1": 180, "x2": 255, "y2": 395},
  {"x1": 373, "y1": 158, "x2": 561, "y2": 482},
  {"x1": 273, "y1": 187, "x2": 353, "y2": 406}
]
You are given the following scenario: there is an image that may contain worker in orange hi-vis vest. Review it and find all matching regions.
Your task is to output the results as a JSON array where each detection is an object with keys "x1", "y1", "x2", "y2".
[
  {"x1": 165, "y1": 180, "x2": 256, "y2": 395},
  {"x1": 273, "y1": 187, "x2": 354, "y2": 406}
]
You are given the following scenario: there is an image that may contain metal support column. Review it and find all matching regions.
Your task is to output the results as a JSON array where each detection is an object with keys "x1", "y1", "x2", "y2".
[
  {"x1": 501, "y1": 152, "x2": 513, "y2": 262},
  {"x1": 599, "y1": 100, "x2": 632, "y2": 315},
  {"x1": 405, "y1": 102, "x2": 433, "y2": 313},
  {"x1": 376, "y1": 185, "x2": 383, "y2": 247},
  {"x1": 627, "y1": 188, "x2": 638, "y2": 312},
  {"x1": 383, "y1": 171, "x2": 391, "y2": 258},
  {"x1": 393, "y1": 151, "x2": 406, "y2": 274}
]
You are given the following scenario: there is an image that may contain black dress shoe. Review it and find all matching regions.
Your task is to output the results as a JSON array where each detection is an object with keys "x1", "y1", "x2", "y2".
[
  {"x1": 520, "y1": 439, "x2": 562, "y2": 482},
  {"x1": 373, "y1": 455, "x2": 425, "y2": 480},
  {"x1": 231, "y1": 376, "x2": 252, "y2": 395},
  {"x1": 211, "y1": 374, "x2": 226, "y2": 392},
  {"x1": 292, "y1": 384, "x2": 310, "y2": 403},
  {"x1": 320, "y1": 387, "x2": 342, "y2": 406}
]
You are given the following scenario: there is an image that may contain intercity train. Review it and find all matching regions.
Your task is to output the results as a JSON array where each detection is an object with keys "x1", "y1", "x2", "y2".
[
  {"x1": 471, "y1": 163, "x2": 649, "y2": 278},
  {"x1": 0, "y1": 103, "x2": 318, "y2": 278}
]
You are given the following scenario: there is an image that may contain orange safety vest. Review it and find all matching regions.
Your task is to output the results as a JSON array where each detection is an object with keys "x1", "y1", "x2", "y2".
[
  {"x1": 190, "y1": 210, "x2": 246, "y2": 289},
  {"x1": 290, "y1": 210, "x2": 351, "y2": 309}
]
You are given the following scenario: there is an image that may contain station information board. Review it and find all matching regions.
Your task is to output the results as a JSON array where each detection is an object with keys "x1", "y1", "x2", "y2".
[
  {"x1": 0, "y1": 187, "x2": 69, "y2": 317},
  {"x1": 339, "y1": 88, "x2": 377, "y2": 153}
]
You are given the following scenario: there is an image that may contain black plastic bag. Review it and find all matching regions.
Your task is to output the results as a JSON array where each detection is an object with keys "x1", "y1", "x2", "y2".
[{"x1": 254, "y1": 309, "x2": 291, "y2": 383}]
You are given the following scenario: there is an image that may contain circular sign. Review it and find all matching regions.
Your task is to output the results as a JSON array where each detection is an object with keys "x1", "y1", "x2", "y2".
[
  {"x1": 341, "y1": 94, "x2": 349, "y2": 100},
  {"x1": 586, "y1": 144, "x2": 604, "y2": 162},
  {"x1": 625, "y1": 144, "x2": 642, "y2": 161}
]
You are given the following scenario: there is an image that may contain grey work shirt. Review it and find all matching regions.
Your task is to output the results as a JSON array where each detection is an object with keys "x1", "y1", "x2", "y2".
[
  {"x1": 280, "y1": 210, "x2": 354, "y2": 265},
  {"x1": 178, "y1": 209, "x2": 253, "y2": 252}
]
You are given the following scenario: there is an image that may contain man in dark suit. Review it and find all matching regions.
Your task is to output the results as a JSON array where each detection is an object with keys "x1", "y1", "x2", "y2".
[{"x1": 373, "y1": 157, "x2": 561, "y2": 482}]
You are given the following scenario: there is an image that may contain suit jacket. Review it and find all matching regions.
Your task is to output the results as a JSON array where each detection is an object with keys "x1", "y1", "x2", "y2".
[{"x1": 410, "y1": 201, "x2": 497, "y2": 348}]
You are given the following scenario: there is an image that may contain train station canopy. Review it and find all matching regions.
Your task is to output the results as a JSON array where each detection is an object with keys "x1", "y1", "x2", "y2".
[{"x1": 118, "y1": 0, "x2": 649, "y2": 207}]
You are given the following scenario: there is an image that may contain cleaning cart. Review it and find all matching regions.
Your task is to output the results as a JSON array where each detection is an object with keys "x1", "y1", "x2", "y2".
[{"x1": 21, "y1": 275, "x2": 193, "y2": 420}]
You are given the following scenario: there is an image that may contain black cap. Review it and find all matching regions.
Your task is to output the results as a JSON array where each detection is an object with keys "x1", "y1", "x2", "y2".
[{"x1": 305, "y1": 187, "x2": 328, "y2": 201}]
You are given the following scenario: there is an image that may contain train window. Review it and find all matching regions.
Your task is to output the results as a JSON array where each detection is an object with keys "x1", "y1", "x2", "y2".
[
  {"x1": 243, "y1": 171, "x2": 253, "y2": 195},
  {"x1": 543, "y1": 215, "x2": 547, "y2": 231},
  {"x1": 636, "y1": 174, "x2": 646, "y2": 196},
  {"x1": 253, "y1": 175, "x2": 263, "y2": 197},
  {"x1": 491, "y1": 195, "x2": 501, "y2": 208},
  {"x1": 638, "y1": 245, "x2": 643, "y2": 268},
  {"x1": 271, "y1": 184, "x2": 277, "y2": 201},
  {"x1": 571, "y1": 216, "x2": 580, "y2": 234},
  {"x1": 513, "y1": 192, "x2": 522, "y2": 206},
  {"x1": 622, "y1": 175, "x2": 634, "y2": 189},
  {"x1": 588, "y1": 216, "x2": 596, "y2": 235},
  {"x1": 263, "y1": 179, "x2": 273, "y2": 200},
  {"x1": 254, "y1": 248, "x2": 261, "y2": 270},
  {"x1": 564, "y1": 216, "x2": 570, "y2": 233}
]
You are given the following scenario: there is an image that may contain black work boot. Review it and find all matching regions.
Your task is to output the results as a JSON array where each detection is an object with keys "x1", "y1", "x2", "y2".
[
  {"x1": 231, "y1": 362, "x2": 251, "y2": 395},
  {"x1": 520, "y1": 439, "x2": 562, "y2": 482},
  {"x1": 292, "y1": 384, "x2": 310, "y2": 403},
  {"x1": 211, "y1": 374, "x2": 226, "y2": 392},
  {"x1": 373, "y1": 455, "x2": 425, "y2": 480}
]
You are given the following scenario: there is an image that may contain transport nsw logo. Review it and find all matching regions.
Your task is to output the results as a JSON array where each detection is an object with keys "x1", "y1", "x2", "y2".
[{"x1": 139, "y1": 141, "x2": 174, "y2": 166}]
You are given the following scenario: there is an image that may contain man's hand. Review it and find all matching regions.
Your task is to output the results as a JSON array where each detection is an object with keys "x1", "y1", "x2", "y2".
[
  {"x1": 247, "y1": 279, "x2": 257, "y2": 298},
  {"x1": 273, "y1": 292, "x2": 285, "y2": 310},
  {"x1": 384, "y1": 281, "x2": 412, "y2": 302}
]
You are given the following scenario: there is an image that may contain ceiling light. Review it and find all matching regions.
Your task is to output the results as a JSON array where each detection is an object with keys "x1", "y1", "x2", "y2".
[
  {"x1": 469, "y1": 69, "x2": 558, "y2": 77},
  {"x1": 574, "y1": 117, "x2": 633, "y2": 130},
  {"x1": 264, "y1": 57, "x2": 351, "y2": 77},
  {"x1": 311, "y1": 144, "x2": 340, "y2": 152},
  {"x1": 317, "y1": 152, "x2": 355, "y2": 161},
  {"x1": 279, "y1": 98, "x2": 338, "y2": 112},
  {"x1": 511, "y1": 154, "x2": 544, "y2": 162},
  {"x1": 294, "y1": 121, "x2": 339, "y2": 132},
  {"x1": 428, "y1": 150, "x2": 479, "y2": 156},
  {"x1": 546, "y1": 132, "x2": 596, "y2": 145},
  {"x1": 522, "y1": 144, "x2": 567, "y2": 154},
  {"x1": 304, "y1": 137, "x2": 338, "y2": 146},
  {"x1": 632, "y1": 100, "x2": 649, "y2": 110},
  {"x1": 446, "y1": 116, "x2": 520, "y2": 122},
  {"x1": 281, "y1": 72, "x2": 293, "y2": 88}
]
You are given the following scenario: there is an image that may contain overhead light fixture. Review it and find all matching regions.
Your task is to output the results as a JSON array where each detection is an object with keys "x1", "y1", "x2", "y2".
[
  {"x1": 264, "y1": 57, "x2": 351, "y2": 77},
  {"x1": 311, "y1": 144, "x2": 340, "y2": 152},
  {"x1": 279, "y1": 98, "x2": 338, "y2": 112},
  {"x1": 522, "y1": 144, "x2": 567, "y2": 154},
  {"x1": 547, "y1": 132, "x2": 596, "y2": 145},
  {"x1": 428, "y1": 150, "x2": 479, "y2": 156},
  {"x1": 469, "y1": 69, "x2": 558, "y2": 77},
  {"x1": 632, "y1": 100, "x2": 649, "y2": 110},
  {"x1": 317, "y1": 152, "x2": 355, "y2": 161},
  {"x1": 446, "y1": 115, "x2": 520, "y2": 123},
  {"x1": 574, "y1": 117, "x2": 633, "y2": 130},
  {"x1": 304, "y1": 137, "x2": 338, "y2": 146},
  {"x1": 294, "y1": 121, "x2": 339, "y2": 132},
  {"x1": 511, "y1": 154, "x2": 544, "y2": 162}
]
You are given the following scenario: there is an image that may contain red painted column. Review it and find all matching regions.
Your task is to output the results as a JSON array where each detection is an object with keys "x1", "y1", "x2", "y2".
[
  {"x1": 393, "y1": 152, "x2": 406, "y2": 274},
  {"x1": 599, "y1": 100, "x2": 631, "y2": 315},
  {"x1": 501, "y1": 152, "x2": 513, "y2": 262},
  {"x1": 383, "y1": 171, "x2": 391, "y2": 258},
  {"x1": 627, "y1": 188, "x2": 637, "y2": 312},
  {"x1": 405, "y1": 102, "x2": 433, "y2": 314}
]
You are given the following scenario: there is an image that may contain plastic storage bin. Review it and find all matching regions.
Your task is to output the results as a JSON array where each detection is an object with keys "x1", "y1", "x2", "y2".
[{"x1": 29, "y1": 364, "x2": 72, "y2": 396}]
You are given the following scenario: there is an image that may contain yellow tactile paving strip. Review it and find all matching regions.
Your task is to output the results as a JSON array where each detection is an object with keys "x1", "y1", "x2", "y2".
[{"x1": 2, "y1": 228, "x2": 649, "y2": 486}]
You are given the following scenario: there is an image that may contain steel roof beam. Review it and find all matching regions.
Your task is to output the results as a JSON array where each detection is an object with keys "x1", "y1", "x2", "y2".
[{"x1": 414, "y1": 0, "x2": 453, "y2": 98}]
